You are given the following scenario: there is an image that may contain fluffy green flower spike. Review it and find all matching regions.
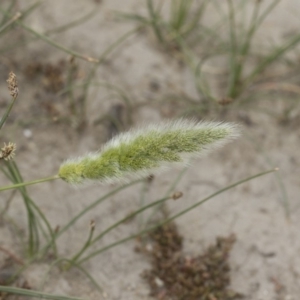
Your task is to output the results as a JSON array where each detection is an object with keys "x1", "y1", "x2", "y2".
[{"x1": 58, "y1": 119, "x2": 240, "y2": 184}]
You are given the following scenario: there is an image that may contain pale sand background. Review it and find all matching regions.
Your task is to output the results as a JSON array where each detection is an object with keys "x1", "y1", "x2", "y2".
[{"x1": 0, "y1": 1, "x2": 300, "y2": 299}]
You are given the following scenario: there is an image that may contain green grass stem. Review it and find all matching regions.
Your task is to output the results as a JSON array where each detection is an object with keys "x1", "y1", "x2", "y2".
[
  {"x1": 2, "y1": 161, "x2": 58, "y2": 257},
  {"x1": 46, "y1": 7, "x2": 99, "y2": 35},
  {"x1": 0, "y1": 94, "x2": 18, "y2": 131},
  {"x1": 40, "y1": 258, "x2": 102, "y2": 293},
  {"x1": 78, "y1": 27, "x2": 138, "y2": 125},
  {"x1": 0, "y1": 0, "x2": 18, "y2": 27},
  {"x1": 227, "y1": 0, "x2": 281, "y2": 98},
  {"x1": 0, "y1": 175, "x2": 60, "y2": 193},
  {"x1": 0, "y1": 286, "x2": 84, "y2": 300},
  {"x1": 246, "y1": 31, "x2": 300, "y2": 84},
  {"x1": 70, "y1": 195, "x2": 171, "y2": 264},
  {"x1": 69, "y1": 222, "x2": 95, "y2": 265},
  {"x1": 145, "y1": 164, "x2": 189, "y2": 225},
  {"x1": 59, "y1": 81, "x2": 133, "y2": 125},
  {"x1": 3, "y1": 161, "x2": 39, "y2": 256},
  {"x1": 147, "y1": 0, "x2": 165, "y2": 44},
  {"x1": 0, "y1": 11, "x2": 21, "y2": 34},
  {"x1": 0, "y1": 7, "x2": 99, "y2": 63},
  {"x1": 39, "y1": 179, "x2": 144, "y2": 257},
  {"x1": 0, "y1": 2, "x2": 97, "y2": 54},
  {"x1": 245, "y1": 132, "x2": 290, "y2": 218}
]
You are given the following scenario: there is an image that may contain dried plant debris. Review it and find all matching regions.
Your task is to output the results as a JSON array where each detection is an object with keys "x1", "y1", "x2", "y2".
[
  {"x1": 141, "y1": 223, "x2": 243, "y2": 300},
  {"x1": 6, "y1": 72, "x2": 18, "y2": 98},
  {"x1": 24, "y1": 60, "x2": 66, "y2": 93},
  {"x1": 0, "y1": 142, "x2": 16, "y2": 161}
]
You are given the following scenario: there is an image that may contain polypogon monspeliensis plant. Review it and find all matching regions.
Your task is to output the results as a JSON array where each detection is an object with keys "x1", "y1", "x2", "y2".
[
  {"x1": 58, "y1": 119, "x2": 240, "y2": 185},
  {"x1": 1, "y1": 119, "x2": 240, "y2": 192}
]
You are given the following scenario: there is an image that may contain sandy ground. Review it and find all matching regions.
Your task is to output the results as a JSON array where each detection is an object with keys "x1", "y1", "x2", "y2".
[{"x1": 0, "y1": 0, "x2": 300, "y2": 299}]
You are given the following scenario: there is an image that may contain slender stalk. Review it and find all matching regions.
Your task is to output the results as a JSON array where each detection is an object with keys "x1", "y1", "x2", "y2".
[
  {"x1": 0, "y1": 7, "x2": 98, "y2": 63},
  {"x1": 2, "y1": 161, "x2": 58, "y2": 257},
  {"x1": 39, "y1": 258, "x2": 102, "y2": 293},
  {"x1": 26, "y1": 195, "x2": 58, "y2": 257},
  {"x1": 0, "y1": 175, "x2": 60, "y2": 193},
  {"x1": 170, "y1": 0, "x2": 192, "y2": 34},
  {"x1": 251, "y1": 0, "x2": 280, "y2": 33},
  {"x1": 0, "y1": 0, "x2": 18, "y2": 27},
  {"x1": 85, "y1": 196, "x2": 170, "y2": 250},
  {"x1": 246, "y1": 32, "x2": 300, "y2": 84},
  {"x1": 19, "y1": 21, "x2": 99, "y2": 62},
  {"x1": 227, "y1": 0, "x2": 260, "y2": 98},
  {"x1": 0, "y1": 286, "x2": 84, "y2": 300},
  {"x1": 69, "y1": 196, "x2": 170, "y2": 265},
  {"x1": 66, "y1": 58, "x2": 77, "y2": 116},
  {"x1": 79, "y1": 28, "x2": 138, "y2": 125},
  {"x1": 145, "y1": 165, "x2": 189, "y2": 225},
  {"x1": 5, "y1": 161, "x2": 39, "y2": 255},
  {"x1": 180, "y1": 0, "x2": 209, "y2": 38},
  {"x1": 69, "y1": 222, "x2": 95, "y2": 264},
  {"x1": 226, "y1": 0, "x2": 238, "y2": 98},
  {"x1": 0, "y1": 12, "x2": 21, "y2": 34},
  {"x1": 59, "y1": 80, "x2": 133, "y2": 125},
  {"x1": 147, "y1": 0, "x2": 165, "y2": 44},
  {"x1": 46, "y1": 8, "x2": 99, "y2": 35},
  {"x1": 18, "y1": 0, "x2": 43, "y2": 22},
  {"x1": 0, "y1": 95, "x2": 18, "y2": 130},
  {"x1": 227, "y1": 0, "x2": 281, "y2": 98},
  {"x1": 138, "y1": 180, "x2": 150, "y2": 226},
  {"x1": 245, "y1": 133, "x2": 289, "y2": 218},
  {"x1": 0, "y1": 1, "x2": 95, "y2": 54},
  {"x1": 39, "y1": 179, "x2": 144, "y2": 254}
]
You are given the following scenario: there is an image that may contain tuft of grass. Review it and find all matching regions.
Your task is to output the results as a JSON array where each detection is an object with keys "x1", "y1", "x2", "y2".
[
  {"x1": 189, "y1": 0, "x2": 300, "y2": 105},
  {"x1": 0, "y1": 2, "x2": 137, "y2": 129},
  {"x1": 121, "y1": 0, "x2": 300, "y2": 115},
  {"x1": 1, "y1": 161, "x2": 57, "y2": 258},
  {"x1": 0, "y1": 4, "x2": 98, "y2": 63},
  {"x1": 118, "y1": 0, "x2": 208, "y2": 50}
]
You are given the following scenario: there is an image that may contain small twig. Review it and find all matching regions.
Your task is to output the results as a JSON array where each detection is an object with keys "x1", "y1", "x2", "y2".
[
  {"x1": 0, "y1": 12, "x2": 21, "y2": 34},
  {"x1": 0, "y1": 7, "x2": 99, "y2": 63},
  {"x1": 0, "y1": 175, "x2": 60, "y2": 193},
  {"x1": 18, "y1": 21, "x2": 99, "y2": 63},
  {"x1": 0, "y1": 245, "x2": 24, "y2": 265}
]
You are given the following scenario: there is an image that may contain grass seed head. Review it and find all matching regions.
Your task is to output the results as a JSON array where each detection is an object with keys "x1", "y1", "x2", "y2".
[
  {"x1": 0, "y1": 142, "x2": 16, "y2": 161},
  {"x1": 7, "y1": 72, "x2": 18, "y2": 98},
  {"x1": 58, "y1": 119, "x2": 240, "y2": 185}
]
